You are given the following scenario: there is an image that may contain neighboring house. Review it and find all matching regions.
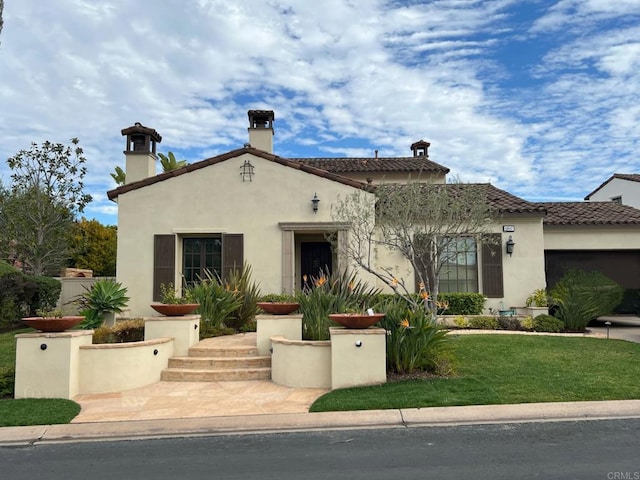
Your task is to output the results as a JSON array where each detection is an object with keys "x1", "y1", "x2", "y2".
[
  {"x1": 585, "y1": 174, "x2": 640, "y2": 209},
  {"x1": 108, "y1": 110, "x2": 640, "y2": 316}
]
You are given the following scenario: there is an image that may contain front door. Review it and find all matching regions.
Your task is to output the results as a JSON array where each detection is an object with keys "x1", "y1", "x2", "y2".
[{"x1": 301, "y1": 242, "x2": 333, "y2": 289}]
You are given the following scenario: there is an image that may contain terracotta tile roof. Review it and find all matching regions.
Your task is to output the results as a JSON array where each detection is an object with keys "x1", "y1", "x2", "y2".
[
  {"x1": 107, "y1": 147, "x2": 373, "y2": 201},
  {"x1": 540, "y1": 202, "x2": 640, "y2": 225},
  {"x1": 292, "y1": 157, "x2": 450, "y2": 174},
  {"x1": 584, "y1": 173, "x2": 640, "y2": 200},
  {"x1": 441, "y1": 183, "x2": 546, "y2": 214},
  {"x1": 120, "y1": 123, "x2": 162, "y2": 142}
]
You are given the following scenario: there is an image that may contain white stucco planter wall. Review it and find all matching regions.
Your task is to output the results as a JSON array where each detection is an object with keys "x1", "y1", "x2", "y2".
[
  {"x1": 256, "y1": 314, "x2": 302, "y2": 355},
  {"x1": 14, "y1": 330, "x2": 93, "y2": 399},
  {"x1": 144, "y1": 315, "x2": 200, "y2": 356},
  {"x1": 78, "y1": 337, "x2": 174, "y2": 394},
  {"x1": 270, "y1": 336, "x2": 331, "y2": 389},
  {"x1": 330, "y1": 327, "x2": 386, "y2": 390}
]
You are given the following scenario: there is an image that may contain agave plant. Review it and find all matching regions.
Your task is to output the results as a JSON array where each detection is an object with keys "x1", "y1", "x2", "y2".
[{"x1": 78, "y1": 279, "x2": 129, "y2": 329}]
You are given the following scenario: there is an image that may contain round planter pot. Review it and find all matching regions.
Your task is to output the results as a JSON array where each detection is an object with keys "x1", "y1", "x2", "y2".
[
  {"x1": 329, "y1": 313, "x2": 385, "y2": 329},
  {"x1": 150, "y1": 303, "x2": 199, "y2": 316},
  {"x1": 257, "y1": 302, "x2": 300, "y2": 315},
  {"x1": 21, "y1": 316, "x2": 85, "y2": 332}
]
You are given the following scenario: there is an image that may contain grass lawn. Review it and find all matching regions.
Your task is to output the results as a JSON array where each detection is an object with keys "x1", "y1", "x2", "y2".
[
  {"x1": 310, "y1": 334, "x2": 640, "y2": 412},
  {"x1": 0, "y1": 329, "x2": 81, "y2": 427}
]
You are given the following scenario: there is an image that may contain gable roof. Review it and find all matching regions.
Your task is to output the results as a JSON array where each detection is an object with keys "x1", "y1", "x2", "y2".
[
  {"x1": 540, "y1": 202, "x2": 640, "y2": 225},
  {"x1": 292, "y1": 156, "x2": 450, "y2": 175},
  {"x1": 107, "y1": 146, "x2": 373, "y2": 200},
  {"x1": 584, "y1": 173, "x2": 640, "y2": 200}
]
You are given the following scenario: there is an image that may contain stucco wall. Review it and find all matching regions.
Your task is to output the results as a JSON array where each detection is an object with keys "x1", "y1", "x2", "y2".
[
  {"x1": 587, "y1": 178, "x2": 640, "y2": 208},
  {"x1": 544, "y1": 225, "x2": 640, "y2": 250},
  {"x1": 117, "y1": 152, "x2": 373, "y2": 316}
]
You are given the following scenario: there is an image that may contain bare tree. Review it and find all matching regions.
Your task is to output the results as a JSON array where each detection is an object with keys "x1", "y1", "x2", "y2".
[{"x1": 331, "y1": 180, "x2": 496, "y2": 317}]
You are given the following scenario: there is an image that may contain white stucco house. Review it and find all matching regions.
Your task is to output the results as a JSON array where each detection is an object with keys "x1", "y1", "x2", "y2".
[
  {"x1": 108, "y1": 110, "x2": 640, "y2": 317},
  {"x1": 585, "y1": 174, "x2": 640, "y2": 209}
]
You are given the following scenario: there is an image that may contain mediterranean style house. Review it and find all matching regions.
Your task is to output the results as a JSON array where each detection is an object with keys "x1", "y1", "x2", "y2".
[{"x1": 108, "y1": 110, "x2": 640, "y2": 316}]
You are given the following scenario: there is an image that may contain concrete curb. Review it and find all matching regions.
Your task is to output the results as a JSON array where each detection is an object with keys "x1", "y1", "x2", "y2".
[{"x1": 2, "y1": 400, "x2": 640, "y2": 446}]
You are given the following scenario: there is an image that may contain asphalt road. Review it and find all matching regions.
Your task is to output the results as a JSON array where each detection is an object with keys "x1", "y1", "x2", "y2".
[{"x1": 1, "y1": 419, "x2": 638, "y2": 480}]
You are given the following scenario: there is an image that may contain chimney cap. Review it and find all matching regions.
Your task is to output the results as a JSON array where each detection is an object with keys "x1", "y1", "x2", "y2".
[
  {"x1": 410, "y1": 139, "x2": 430, "y2": 157},
  {"x1": 121, "y1": 123, "x2": 162, "y2": 143}
]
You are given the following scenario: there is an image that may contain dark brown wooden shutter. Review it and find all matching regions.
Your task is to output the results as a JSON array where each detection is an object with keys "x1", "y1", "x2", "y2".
[
  {"x1": 153, "y1": 234, "x2": 176, "y2": 301},
  {"x1": 482, "y1": 234, "x2": 503, "y2": 298},
  {"x1": 222, "y1": 233, "x2": 243, "y2": 281}
]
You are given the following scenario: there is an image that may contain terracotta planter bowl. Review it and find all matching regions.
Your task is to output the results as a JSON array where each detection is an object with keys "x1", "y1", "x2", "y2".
[
  {"x1": 329, "y1": 313, "x2": 385, "y2": 329},
  {"x1": 21, "y1": 316, "x2": 85, "y2": 332},
  {"x1": 257, "y1": 302, "x2": 300, "y2": 315},
  {"x1": 150, "y1": 303, "x2": 199, "y2": 316}
]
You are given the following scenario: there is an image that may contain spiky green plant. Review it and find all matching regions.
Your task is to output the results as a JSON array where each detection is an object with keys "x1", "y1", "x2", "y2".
[
  {"x1": 78, "y1": 279, "x2": 129, "y2": 329},
  {"x1": 223, "y1": 262, "x2": 261, "y2": 331}
]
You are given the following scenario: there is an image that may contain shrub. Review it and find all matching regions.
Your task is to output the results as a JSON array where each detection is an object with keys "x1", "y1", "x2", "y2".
[
  {"x1": 27, "y1": 275, "x2": 61, "y2": 313},
  {"x1": 259, "y1": 293, "x2": 297, "y2": 303},
  {"x1": 497, "y1": 315, "x2": 522, "y2": 331},
  {"x1": 526, "y1": 288, "x2": 548, "y2": 307},
  {"x1": 532, "y1": 314, "x2": 564, "y2": 333},
  {"x1": 92, "y1": 319, "x2": 145, "y2": 344},
  {"x1": 297, "y1": 269, "x2": 379, "y2": 341},
  {"x1": 0, "y1": 367, "x2": 15, "y2": 398},
  {"x1": 468, "y1": 316, "x2": 499, "y2": 330},
  {"x1": 614, "y1": 289, "x2": 640, "y2": 315},
  {"x1": 199, "y1": 323, "x2": 236, "y2": 339},
  {"x1": 550, "y1": 269, "x2": 624, "y2": 332},
  {"x1": 453, "y1": 315, "x2": 469, "y2": 328},
  {"x1": 521, "y1": 316, "x2": 535, "y2": 331},
  {"x1": 438, "y1": 293, "x2": 485, "y2": 315},
  {"x1": 376, "y1": 296, "x2": 450, "y2": 374},
  {"x1": 0, "y1": 272, "x2": 36, "y2": 331}
]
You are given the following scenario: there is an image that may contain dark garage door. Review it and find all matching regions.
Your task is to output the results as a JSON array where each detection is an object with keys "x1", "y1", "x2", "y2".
[{"x1": 545, "y1": 250, "x2": 640, "y2": 289}]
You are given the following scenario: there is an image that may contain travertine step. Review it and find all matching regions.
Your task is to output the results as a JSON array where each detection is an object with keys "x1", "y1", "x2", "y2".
[
  {"x1": 187, "y1": 345, "x2": 259, "y2": 358},
  {"x1": 168, "y1": 355, "x2": 271, "y2": 369},
  {"x1": 161, "y1": 367, "x2": 272, "y2": 382}
]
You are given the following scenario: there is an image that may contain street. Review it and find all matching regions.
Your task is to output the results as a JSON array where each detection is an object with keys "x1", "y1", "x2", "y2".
[{"x1": 1, "y1": 419, "x2": 638, "y2": 479}]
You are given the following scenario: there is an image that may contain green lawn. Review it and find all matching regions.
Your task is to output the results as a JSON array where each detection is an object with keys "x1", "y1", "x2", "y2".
[
  {"x1": 310, "y1": 334, "x2": 640, "y2": 412},
  {"x1": 0, "y1": 328, "x2": 29, "y2": 369}
]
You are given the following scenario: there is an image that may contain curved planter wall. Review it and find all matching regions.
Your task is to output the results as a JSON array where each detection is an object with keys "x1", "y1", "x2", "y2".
[
  {"x1": 78, "y1": 337, "x2": 174, "y2": 394},
  {"x1": 270, "y1": 336, "x2": 331, "y2": 389}
]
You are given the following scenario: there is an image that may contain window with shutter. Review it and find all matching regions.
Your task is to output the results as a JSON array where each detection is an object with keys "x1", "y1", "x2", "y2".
[
  {"x1": 481, "y1": 234, "x2": 503, "y2": 298},
  {"x1": 222, "y1": 233, "x2": 244, "y2": 280}
]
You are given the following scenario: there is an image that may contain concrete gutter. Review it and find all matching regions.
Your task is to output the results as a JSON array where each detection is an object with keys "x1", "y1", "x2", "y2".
[{"x1": 2, "y1": 400, "x2": 640, "y2": 446}]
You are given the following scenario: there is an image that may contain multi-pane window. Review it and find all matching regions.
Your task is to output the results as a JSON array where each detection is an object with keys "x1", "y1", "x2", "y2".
[
  {"x1": 183, "y1": 237, "x2": 222, "y2": 285},
  {"x1": 439, "y1": 237, "x2": 478, "y2": 293}
]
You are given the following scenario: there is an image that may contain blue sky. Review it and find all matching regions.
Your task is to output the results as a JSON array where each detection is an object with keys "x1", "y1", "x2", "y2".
[{"x1": 1, "y1": 0, "x2": 639, "y2": 226}]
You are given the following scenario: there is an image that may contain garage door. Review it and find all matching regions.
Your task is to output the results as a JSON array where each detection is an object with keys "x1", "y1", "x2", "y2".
[{"x1": 545, "y1": 250, "x2": 640, "y2": 289}]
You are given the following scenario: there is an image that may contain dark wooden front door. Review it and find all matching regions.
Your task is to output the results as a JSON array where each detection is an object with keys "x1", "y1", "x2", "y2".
[{"x1": 301, "y1": 242, "x2": 333, "y2": 289}]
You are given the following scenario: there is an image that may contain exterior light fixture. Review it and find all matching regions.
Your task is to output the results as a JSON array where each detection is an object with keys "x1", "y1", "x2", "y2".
[
  {"x1": 311, "y1": 193, "x2": 320, "y2": 213},
  {"x1": 506, "y1": 235, "x2": 515, "y2": 256},
  {"x1": 240, "y1": 160, "x2": 255, "y2": 182}
]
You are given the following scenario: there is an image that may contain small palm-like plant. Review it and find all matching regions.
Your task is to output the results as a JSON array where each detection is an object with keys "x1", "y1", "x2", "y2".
[
  {"x1": 158, "y1": 152, "x2": 187, "y2": 172},
  {"x1": 78, "y1": 279, "x2": 129, "y2": 329}
]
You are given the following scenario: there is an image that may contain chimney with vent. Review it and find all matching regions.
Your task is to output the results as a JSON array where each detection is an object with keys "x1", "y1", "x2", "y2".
[
  {"x1": 410, "y1": 140, "x2": 430, "y2": 157},
  {"x1": 121, "y1": 122, "x2": 162, "y2": 184},
  {"x1": 247, "y1": 110, "x2": 274, "y2": 153}
]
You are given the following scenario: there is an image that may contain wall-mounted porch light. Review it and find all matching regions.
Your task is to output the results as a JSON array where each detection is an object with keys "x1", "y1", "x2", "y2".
[
  {"x1": 311, "y1": 193, "x2": 320, "y2": 213},
  {"x1": 240, "y1": 160, "x2": 255, "y2": 182},
  {"x1": 506, "y1": 235, "x2": 515, "y2": 256}
]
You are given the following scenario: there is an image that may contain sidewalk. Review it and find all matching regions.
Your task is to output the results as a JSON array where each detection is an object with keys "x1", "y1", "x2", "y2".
[{"x1": 2, "y1": 400, "x2": 640, "y2": 446}]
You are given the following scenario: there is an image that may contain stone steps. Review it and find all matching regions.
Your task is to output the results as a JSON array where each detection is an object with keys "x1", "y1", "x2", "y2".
[{"x1": 162, "y1": 336, "x2": 271, "y2": 382}]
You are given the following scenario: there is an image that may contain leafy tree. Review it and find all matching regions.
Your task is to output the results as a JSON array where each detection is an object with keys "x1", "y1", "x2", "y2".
[
  {"x1": 158, "y1": 151, "x2": 187, "y2": 172},
  {"x1": 331, "y1": 181, "x2": 495, "y2": 319},
  {"x1": 0, "y1": 138, "x2": 92, "y2": 275},
  {"x1": 68, "y1": 218, "x2": 117, "y2": 276},
  {"x1": 110, "y1": 166, "x2": 126, "y2": 186}
]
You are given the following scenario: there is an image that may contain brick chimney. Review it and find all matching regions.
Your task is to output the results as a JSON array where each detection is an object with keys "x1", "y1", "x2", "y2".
[
  {"x1": 247, "y1": 110, "x2": 274, "y2": 153},
  {"x1": 121, "y1": 123, "x2": 162, "y2": 184}
]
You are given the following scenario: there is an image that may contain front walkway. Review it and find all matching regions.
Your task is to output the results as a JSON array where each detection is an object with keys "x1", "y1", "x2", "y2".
[{"x1": 72, "y1": 333, "x2": 327, "y2": 423}]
